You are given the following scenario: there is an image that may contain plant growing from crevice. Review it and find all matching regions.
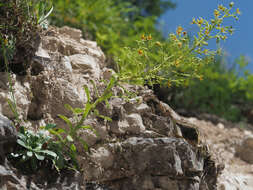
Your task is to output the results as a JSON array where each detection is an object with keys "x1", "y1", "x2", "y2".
[
  {"x1": 9, "y1": 126, "x2": 59, "y2": 173},
  {"x1": 42, "y1": 77, "x2": 117, "y2": 169}
]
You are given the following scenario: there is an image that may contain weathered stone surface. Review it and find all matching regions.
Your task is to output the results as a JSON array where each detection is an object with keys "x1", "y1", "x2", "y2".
[
  {"x1": 81, "y1": 137, "x2": 204, "y2": 190},
  {"x1": 42, "y1": 26, "x2": 105, "y2": 64},
  {"x1": 0, "y1": 26, "x2": 221, "y2": 190},
  {"x1": 0, "y1": 73, "x2": 31, "y2": 120},
  {"x1": 0, "y1": 114, "x2": 17, "y2": 142},
  {"x1": 0, "y1": 163, "x2": 86, "y2": 190},
  {"x1": 236, "y1": 137, "x2": 253, "y2": 164},
  {"x1": 0, "y1": 114, "x2": 17, "y2": 164},
  {"x1": 69, "y1": 54, "x2": 101, "y2": 79}
]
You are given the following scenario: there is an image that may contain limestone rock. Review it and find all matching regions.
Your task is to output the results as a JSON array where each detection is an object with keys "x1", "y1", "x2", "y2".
[
  {"x1": 0, "y1": 114, "x2": 17, "y2": 163},
  {"x1": 0, "y1": 73, "x2": 31, "y2": 120},
  {"x1": 0, "y1": 163, "x2": 86, "y2": 190},
  {"x1": 0, "y1": 26, "x2": 221, "y2": 190},
  {"x1": 81, "y1": 137, "x2": 204, "y2": 190},
  {"x1": 236, "y1": 137, "x2": 253, "y2": 164},
  {"x1": 125, "y1": 113, "x2": 145, "y2": 134},
  {"x1": 69, "y1": 54, "x2": 101, "y2": 79}
]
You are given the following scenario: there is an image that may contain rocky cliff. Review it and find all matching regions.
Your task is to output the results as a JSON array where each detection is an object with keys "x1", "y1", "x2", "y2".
[{"x1": 0, "y1": 26, "x2": 224, "y2": 190}]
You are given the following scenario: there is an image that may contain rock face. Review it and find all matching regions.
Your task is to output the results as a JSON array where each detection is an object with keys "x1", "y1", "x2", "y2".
[
  {"x1": 0, "y1": 26, "x2": 220, "y2": 189},
  {"x1": 79, "y1": 92, "x2": 220, "y2": 190},
  {"x1": 0, "y1": 114, "x2": 17, "y2": 164}
]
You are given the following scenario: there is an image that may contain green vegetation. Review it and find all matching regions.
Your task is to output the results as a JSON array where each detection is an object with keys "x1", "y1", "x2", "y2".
[
  {"x1": 117, "y1": 3, "x2": 239, "y2": 88},
  {"x1": 42, "y1": 78, "x2": 116, "y2": 169},
  {"x1": 1, "y1": 0, "x2": 252, "y2": 175},
  {"x1": 50, "y1": 0, "x2": 164, "y2": 64},
  {"x1": 9, "y1": 125, "x2": 59, "y2": 173},
  {"x1": 0, "y1": 0, "x2": 52, "y2": 74},
  {"x1": 170, "y1": 55, "x2": 253, "y2": 122}
]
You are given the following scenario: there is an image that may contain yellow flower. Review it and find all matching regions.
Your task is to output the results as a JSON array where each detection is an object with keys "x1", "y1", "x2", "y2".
[
  {"x1": 197, "y1": 18, "x2": 204, "y2": 25},
  {"x1": 155, "y1": 41, "x2": 161, "y2": 46},
  {"x1": 170, "y1": 34, "x2": 177, "y2": 41},
  {"x1": 220, "y1": 27, "x2": 225, "y2": 33},
  {"x1": 191, "y1": 18, "x2": 196, "y2": 24},
  {"x1": 218, "y1": 5, "x2": 225, "y2": 11},
  {"x1": 141, "y1": 34, "x2": 146, "y2": 40},
  {"x1": 176, "y1": 26, "x2": 183, "y2": 35},
  {"x1": 147, "y1": 34, "x2": 152, "y2": 40},
  {"x1": 167, "y1": 80, "x2": 171, "y2": 88},
  {"x1": 236, "y1": 8, "x2": 241, "y2": 15},
  {"x1": 214, "y1": 9, "x2": 220, "y2": 17},
  {"x1": 138, "y1": 49, "x2": 143, "y2": 55}
]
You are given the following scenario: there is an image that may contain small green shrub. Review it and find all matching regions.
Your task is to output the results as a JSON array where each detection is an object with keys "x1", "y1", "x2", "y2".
[
  {"x1": 0, "y1": 0, "x2": 52, "y2": 74},
  {"x1": 117, "y1": 3, "x2": 240, "y2": 88},
  {"x1": 9, "y1": 125, "x2": 59, "y2": 173},
  {"x1": 42, "y1": 77, "x2": 116, "y2": 169},
  {"x1": 170, "y1": 55, "x2": 253, "y2": 122}
]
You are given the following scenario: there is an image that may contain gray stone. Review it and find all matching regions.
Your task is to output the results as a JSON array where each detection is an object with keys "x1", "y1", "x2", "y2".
[
  {"x1": 125, "y1": 113, "x2": 145, "y2": 134},
  {"x1": 0, "y1": 114, "x2": 17, "y2": 142},
  {"x1": 69, "y1": 54, "x2": 101, "y2": 79},
  {"x1": 59, "y1": 26, "x2": 82, "y2": 41},
  {"x1": 236, "y1": 137, "x2": 253, "y2": 164},
  {"x1": 0, "y1": 114, "x2": 17, "y2": 163}
]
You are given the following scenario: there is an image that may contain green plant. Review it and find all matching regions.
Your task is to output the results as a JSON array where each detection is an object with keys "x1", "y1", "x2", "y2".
[
  {"x1": 43, "y1": 77, "x2": 116, "y2": 169},
  {"x1": 190, "y1": 2, "x2": 240, "y2": 55},
  {"x1": 169, "y1": 55, "x2": 253, "y2": 122},
  {"x1": 10, "y1": 126, "x2": 58, "y2": 173},
  {"x1": 116, "y1": 3, "x2": 240, "y2": 88},
  {"x1": 51, "y1": 0, "x2": 163, "y2": 66},
  {"x1": 0, "y1": 0, "x2": 52, "y2": 74}
]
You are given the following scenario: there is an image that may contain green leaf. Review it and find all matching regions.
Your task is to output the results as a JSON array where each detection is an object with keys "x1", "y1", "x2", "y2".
[
  {"x1": 58, "y1": 114, "x2": 73, "y2": 129},
  {"x1": 38, "y1": 150, "x2": 57, "y2": 158},
  {"x1": 74, "y1": 108, "x2": 84, "y2": 114},
  {"x1": 98, "y1": 115, "x2": 112, "y2": 122},
  {"x1": 38, "y1": 5, "x2": 54, "y2": 24},
  {"x1": 79, "y1": 125, "x2": 93, "y2": 130},
  {"x1": 27, "y1": 151, "x2": 33, "y2": 157},
  {"x1": 35, "y1": 153, "x2": 45, "y2": 160},
  {"x1": 17, "y1": 139, "x2": 30, "y2": 150},
  {"x1": 66, "y1": 135, "x2": 74, "y2": 142},
  {"x1": 84, "y1": 85, "x2": 91, "y2": 102},
  {"x1": 64, "y1": 104, "x2": 74, "y2": 113},
  {"x1": 17, "y1": 133, "x2": 26, "y2": 140},
  {"x1": 93, "y1": 109, "x2": 112, "y2": 121},
  {"x1": 48, "y1": 129, "x2": 64, "y2": 142},
  {"x1": 7, "y1": 99, "x2": 19, "y2": 121},
  {"x1": 19, "y1": 126, "x2": 25, "y2": 134},
  {"x1": 44, "y1": 123, "x2": 57, "y2": 130},
  {"x1": 70, "y1": 144, "x2": 77, "y2": 152},
  {"x1": 79, "y1": 138, "x2": 89, "y2": 152},
  {"x1": 53, "y1": 128, "x2": 66, "y2": 134},
  {"x1": 91, "y1": 79, "x2": 99, "y2": 97},
  {"x1": 10, "y1": 153, "x2": 21, "y2": 158}
]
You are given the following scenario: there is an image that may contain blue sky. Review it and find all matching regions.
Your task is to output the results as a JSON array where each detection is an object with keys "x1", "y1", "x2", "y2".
[{"x1": 158, "y1": 0, "x2": 253, "y2": 72}]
